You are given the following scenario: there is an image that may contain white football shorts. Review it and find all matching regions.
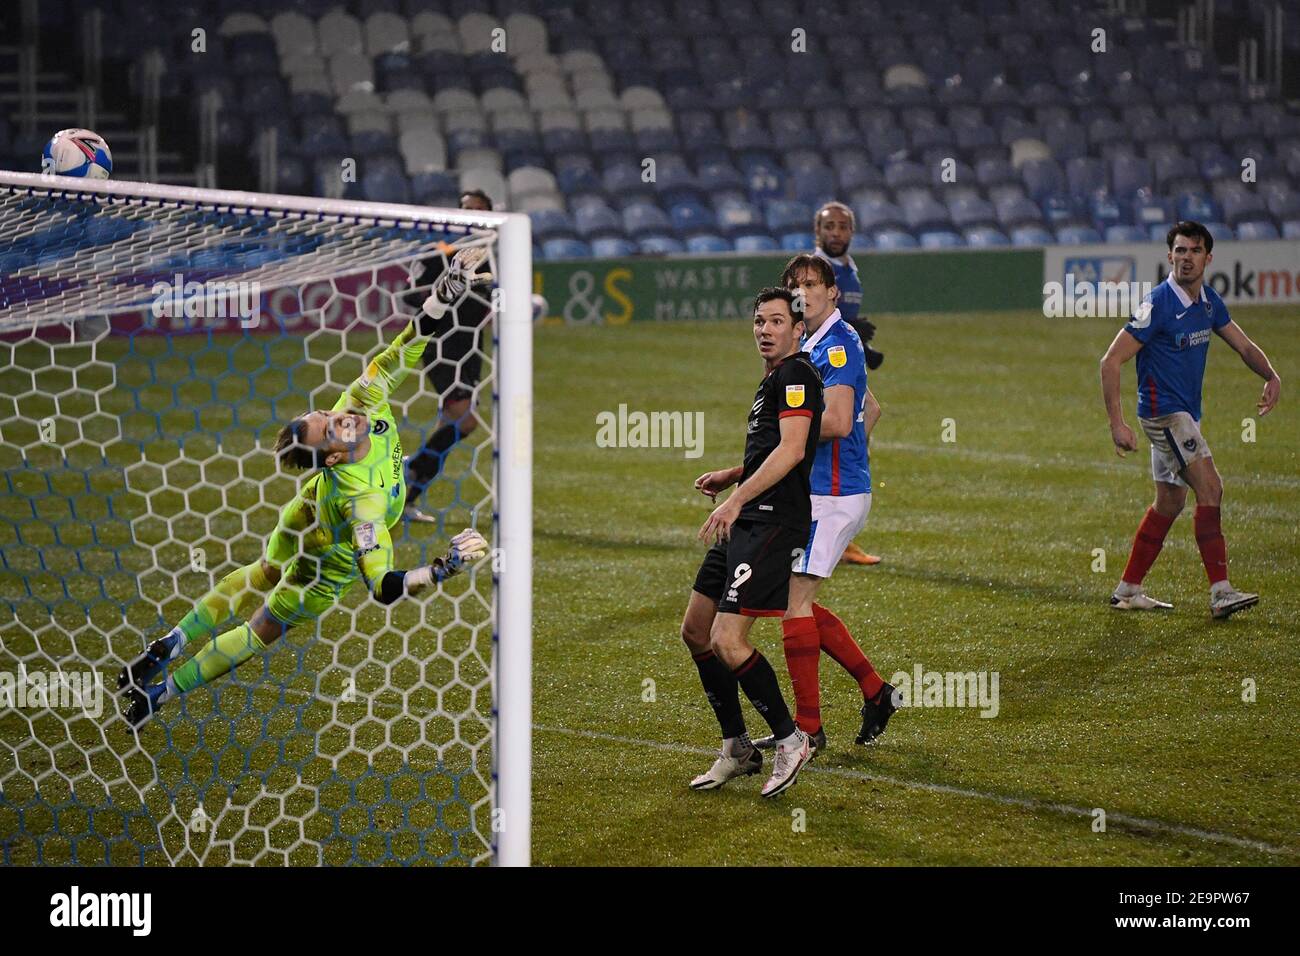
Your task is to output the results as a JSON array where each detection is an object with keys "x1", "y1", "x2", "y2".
[
  {"x1": 793, "y1": 492, "x2": 871, "y2": 579},
  {"x1": 1139, "y1": 412, "x2": 1211, "y2": 487}
]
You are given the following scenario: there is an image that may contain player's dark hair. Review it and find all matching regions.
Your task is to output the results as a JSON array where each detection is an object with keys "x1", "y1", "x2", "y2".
[
  {"x1": 781, "y1": 253, "x2": 837, "y2": 291},
  {"x1": 460, "y1": 189, "x2": 494, "y2": 211},
  {"x1": 752, "y1": 287, "x2": 804, "y2": 327},
  {"x1": 274, "y1": 417, "x2": 324, "y2": 470},
  {"x1": 1166, "y1": 220, "x2": 1214, "y2": 253}
]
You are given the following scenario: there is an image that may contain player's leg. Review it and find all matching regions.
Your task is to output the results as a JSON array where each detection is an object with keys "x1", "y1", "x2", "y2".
[
  {"x1": 405, "y1": 328, "x2": 483, "y2": 514},
  {"x1": 118, "y1": 557, "x2": 283, "y2": 693},
  {"x1": 1182, "y1": 455, "x2": 1258, "y2": 618},
  {"x1": 1112, "y1": 417, "x2": 1186, "y2": 609},
  {"x1": 708, "y1": 521, "x2": 811, "y2": 797}
]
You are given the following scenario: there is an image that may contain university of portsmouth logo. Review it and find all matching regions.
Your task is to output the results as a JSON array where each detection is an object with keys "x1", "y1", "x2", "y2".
[
  {"x1": 827, "y1": 345, "x2": 847, "y2": 368},
  {"x1": 1183, "y1": 438, "x2": 1197, "y2": 452},
  {"x1": 785, "y1": 384, "x2": 805, "y2": 408},
  {"x1": 372, "y1": 419, "x2": 389, "y2": 435}
]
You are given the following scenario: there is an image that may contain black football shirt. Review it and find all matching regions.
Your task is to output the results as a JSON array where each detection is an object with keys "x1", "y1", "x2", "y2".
[{"x1": 738, "y1": 351, "x2": 824, "y2": 530}]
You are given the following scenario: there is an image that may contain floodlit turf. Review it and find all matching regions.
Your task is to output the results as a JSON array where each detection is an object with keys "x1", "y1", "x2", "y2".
[
  {"x1": 2, "y1": 306, "x2": 1296, "y2": 866},
  {"x1": 530, "y1": 306, "x2": 1299, "y2": 866}
]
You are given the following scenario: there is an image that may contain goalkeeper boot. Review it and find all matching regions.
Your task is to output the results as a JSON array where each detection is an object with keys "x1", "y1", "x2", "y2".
[
  {"x1": 689, "y1": 736, "x2": 763, "y2": 791},
  {"x1": 753, "y1": 726, "x2": 825, "y2": 759},
  {"x1": 118, "y1": 631, "x2": 182, "y2": 692},
  {"x1": 856, "y1": 683, "x2": 899, "y2": 745},
  {"x1": 122, "y1": 681, "x2": 168, "y2": 730},
  {"x1": 1210, "y1": 584, "x2": 1259, "y2": 620},
  {"x1": 760, "y1": 730, "x2": 811, "y2": 798}
]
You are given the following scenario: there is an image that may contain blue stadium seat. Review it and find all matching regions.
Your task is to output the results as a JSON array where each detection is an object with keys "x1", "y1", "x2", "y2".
[
  {"x1": 1112, "y1": 156, "x2": 1154, "y2": 198},
  {"x1": 1010, "y1": 225, "x2": 1053, "y2": 245},
  {"x1": 949, "y1": 196, "x2": 998, "y2": 230},
  {"x1": 872, "y1": 230, "x2": 919, "y2": 250},
  {"x1": 995, "y1": 195, "x2": 1044, "y2": 228},
  {"x1": 1176, "y1": 192, "x2": 1221, "y2": 224},
  {"x1": 623, "y1": 202, "x2": 673, "y2": 238},
  {"x1": 1104, "y1": 226, "x2": 1148, "y2": 243},
  {"x1": 715, "y1": 200, "x2": 764, "y2": 238},
  {"x1": 779, "y1": 232, "x2": 809, "y2": 251},
  {"x1": 765, "y1": 200, "x2": 811, "y2": 234},
  {"x1": 919, "y1": 230, "x2": 964, "y2": 248},
  {"x1": 1055, "y1": 225, "x2": 1103, "y2": 244},
  {"x1": 592, "y1": 237, "x2": 638, "y2": 258},
  {"x1": 901, "y1": 193, "x2": 952, "y2": 231},
  {"x1": 360, "y1": 157, "x2": 409, "y2": 204},
  {"x1": 963, "y1": 227, "x2": 1011, "y2": 247},
  {"x1": 697, "y1": 161, "x2": 746, "y2": 193},
  {"x1": 734, "y1": 234, "x2": 779, "y2": 252},
  {"x1": 542, "y1": 238, "x2": 593, "y2": 259},
  {"x1": 1021, "y1": 159, "x2": 1065, "y2": 201},
  {"x1": 686, "y1": 234, "x2": 732, "y2": 254},
  {"x1": 528, "y1": 209, "x2": 577, "y2": 242},
  {"x1": 602, "y1": 165, "x2": 654, "y2": 204},
  {"x1": 638, "y1": 235, "x2": 686, "y2": 254},
  {"x1": 855, "y1": 198, "x2": 906, "y2": 233},
  {"x1": 574, "y1": 202, "x2": 624, "y2": 239},
  {"x1": 670, "y1": 199, "x2": 718, "y2": 236}
]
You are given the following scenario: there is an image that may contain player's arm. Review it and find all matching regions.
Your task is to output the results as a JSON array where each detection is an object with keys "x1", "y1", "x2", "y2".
[
  {"x1": 864, "y1": 386, "x2": 881, "y2": 436},
  {"x1": 694, "y1": 465, "x2": 744, "y2": 500},
  {"x1": 819, "y1": 384, "x2": 856, "y2": 440},
  {"x1": 1215, "y1": 320, "x2": 1281, "y2": 415},
  {"x1": 349, "y1": 495, "x2": 486, "y2": 603},
  {"x1": 699, "y1": 414, "x2": 810, "y2": 542},
  {"x1": 342, "y1": 247, "x2": 494, "y2": 413},
  {"x1": 1100, "y1": 327, "x2": 1145, "y2": 456}
]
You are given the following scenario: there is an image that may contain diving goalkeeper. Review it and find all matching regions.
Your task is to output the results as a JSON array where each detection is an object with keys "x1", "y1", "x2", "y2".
[{"x1": 118, "y1": 252, "x2": 492, "y2": 729}]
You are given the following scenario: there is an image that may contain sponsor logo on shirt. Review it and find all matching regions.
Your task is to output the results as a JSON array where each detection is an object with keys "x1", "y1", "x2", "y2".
[
  {"x1": 827, "y1": 345, "x2": 847, "y2": 368},
  {"x1": 785, "y1": 384, "x2": 805, "y2": 408},
  {"x1": 1174, "y1": 328, "x2": 1212, "y2": 350}
]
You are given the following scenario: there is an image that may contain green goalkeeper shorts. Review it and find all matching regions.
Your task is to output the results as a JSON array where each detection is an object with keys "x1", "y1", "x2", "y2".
[{"x1": 264, "y1": 498, "x2": 360, "y2": 627}]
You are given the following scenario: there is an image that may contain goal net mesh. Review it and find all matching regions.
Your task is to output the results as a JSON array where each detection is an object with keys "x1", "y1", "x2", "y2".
[{"x1": 0, "y1": 176, "x2": 505, "y2": 865}]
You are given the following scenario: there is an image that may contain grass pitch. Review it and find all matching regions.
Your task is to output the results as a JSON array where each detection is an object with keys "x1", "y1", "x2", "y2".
[{"x1": 529, "y1": 306, "x2": 1299, "y2": 866}]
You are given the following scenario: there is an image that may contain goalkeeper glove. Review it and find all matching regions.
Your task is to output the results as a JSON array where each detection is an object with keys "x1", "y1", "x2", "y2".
[{"x1": 403, "y1": 528, "x2": 489, "y2": 596}]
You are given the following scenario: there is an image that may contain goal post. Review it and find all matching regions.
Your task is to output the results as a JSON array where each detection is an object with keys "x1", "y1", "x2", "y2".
[{"x1": 0, "y1": 170, "x2": 532, "y2": 866}]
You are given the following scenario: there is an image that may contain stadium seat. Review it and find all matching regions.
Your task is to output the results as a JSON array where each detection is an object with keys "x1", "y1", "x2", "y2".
[
  {"x1": 734, "y1": 234, "x2": 779, "y2": 252},
  {"x1": 964, "y1": 227, "x2": 1011, "y2": 247},
  {"x1": 873, "y1": 229, "x2": 919, "y2": 250},
  {"x1": 542, "y1": 237, "x2": 592, "y2": 260},
  {"x1": 592, "y1": 237, "x2": 638, "y2": 258},
  {"x1": 1104, "y1": 225, "x2": 1147, "y2": 243},
  {"x1": 1235, "y1": 221, "x2": 1280, "y2": 241},
  {"x1": 1055, "y1": 225, "x2": 1103, "y2": 244},
  {"x1": 638, "y1": 235, "x2": 686, "y2": 254},
  {"x1": 1010, "y1": 225, "x2": 1053, "y2": 245},
  {"x1": 919, "y1": 230, "x2": 964, "y2": 248},
  {"x1": 623, "y1": 202, "x2": 673, "y2": 238}
]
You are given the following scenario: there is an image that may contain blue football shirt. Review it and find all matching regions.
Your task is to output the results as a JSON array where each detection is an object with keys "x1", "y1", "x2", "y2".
[
  {"x1": 1124, "y1": 274, "x2": 1230, "y2": 421},
  {"x1": 802, "y1": 310, "x2": 871, "y2": 495},
  {"x1": 815, "y1": 248, "x2": 863, "y2": 322}
]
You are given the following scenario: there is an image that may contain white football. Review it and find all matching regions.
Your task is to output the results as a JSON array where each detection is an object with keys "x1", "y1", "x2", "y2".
[{"x1": 42, "y1": 128, "x2": 113, "y2": 179}]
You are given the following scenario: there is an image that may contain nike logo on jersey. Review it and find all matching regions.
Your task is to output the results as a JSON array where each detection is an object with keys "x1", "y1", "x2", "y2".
[{"x1": 1176, "y1": 310, "x2": 1189, "y2": 319}]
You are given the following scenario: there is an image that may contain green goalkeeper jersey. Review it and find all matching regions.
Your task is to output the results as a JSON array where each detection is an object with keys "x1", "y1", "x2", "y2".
[{"x1": 280, "y1": 319, "x2": 429, "y2": 596}]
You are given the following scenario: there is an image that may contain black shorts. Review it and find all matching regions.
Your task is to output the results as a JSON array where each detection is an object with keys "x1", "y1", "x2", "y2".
[
  {"x1": 692, "y1": 519, "x2": 804, "y2": 617},
  {"x1": 422, "y1": 316, "x2": 485, "y2": 403}
]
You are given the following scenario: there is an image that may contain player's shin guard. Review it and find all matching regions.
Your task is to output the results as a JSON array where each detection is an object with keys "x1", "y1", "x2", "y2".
[
  {"x1": 812, "y1": 603, "x2": 883, "y2": 700},
  {"x1": 692, "y1": 650, "x2": 746, "y2": 738},
  {"x1": 171, "y1": 623, "x2": 268, "y2": 694},
  {"x1": 733, "y1": 650, "x2": 795, "y2": 740},
  {"x1": 1193, "y1": 505, "x2": 1229, "y2": 585},
  {"x1": 780, "y1": 617, "x2": 822, "y2": 734},
  {"x1": 175, "y1": 560, "x2": 276, "y2": 647},
  {"x1": 1121, "y1": 507, "x2": 1176, "y2": 586}
]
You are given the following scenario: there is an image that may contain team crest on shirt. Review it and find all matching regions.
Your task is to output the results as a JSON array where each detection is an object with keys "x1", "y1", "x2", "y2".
[
  {"x1": 785, "y1": 384, "x2": 805, "y2": 407},
  {"x1": 827, "y1": 345, "x2": 847, "y2": 368}
]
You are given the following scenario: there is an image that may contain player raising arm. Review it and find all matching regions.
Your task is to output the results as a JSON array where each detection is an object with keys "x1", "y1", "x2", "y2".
[
  {"x1": 1100, "y1": 220, "x2": 1279, "y2": 619},
  {"x1": 118, "y1": 276, "x2": 489, "y2": 728},
  {"x1": 681, "y1": 287, "x2": 821, "y2": 798}
]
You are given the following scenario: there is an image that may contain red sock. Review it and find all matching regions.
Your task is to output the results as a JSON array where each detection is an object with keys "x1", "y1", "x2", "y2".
[
  {"x1": 811, "y1": 603, "x2": 883, "y2": 700},
  {"x1": 1121, "y1": 507, "x2": 1176, "y2": 585},
  {"x1": 780, "y1": 616, "x2": 822, "y2": 734},
  {"x1": 1194, "y1": 505, "x2": 1229, "y2": 584}
]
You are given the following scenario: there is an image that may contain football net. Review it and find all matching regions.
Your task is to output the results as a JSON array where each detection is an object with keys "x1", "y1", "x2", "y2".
[{"x1": 0, "y1": 171, "x2": 532, "y2": 866}]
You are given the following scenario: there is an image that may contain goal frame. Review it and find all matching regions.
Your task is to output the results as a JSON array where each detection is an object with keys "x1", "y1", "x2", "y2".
[{"x1": 0, "y1": 170, "x2": 533, "y2": 866}]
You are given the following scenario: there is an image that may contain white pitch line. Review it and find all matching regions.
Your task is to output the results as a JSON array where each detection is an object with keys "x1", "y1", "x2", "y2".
[
  {"x1": 534, "y1": 723, "x2": 1297, "y2": 859},
  {"x1": 875, "y1": 440, "x2": 1300, "y2": 490}
]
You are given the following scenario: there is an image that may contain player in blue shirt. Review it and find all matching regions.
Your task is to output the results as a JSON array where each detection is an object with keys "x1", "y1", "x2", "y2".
[
  {"x1": 814, "y1": 201, "x2": 883, "y2": 566},
  {"x1": 1100, "y1": 221, "x2": 1280, "y2": 619},
  {"x1": 751, "y1": 254, "x2": 899, "y2": 755}
]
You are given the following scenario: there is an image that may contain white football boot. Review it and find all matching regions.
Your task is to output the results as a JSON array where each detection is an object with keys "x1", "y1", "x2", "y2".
[
  {"x1": 760, "y1": 730, "x2": 811, "y2": 798},
  {"x1": 1110, "y1": 582, "x2": 1173, "y2": 611},
  {"x1": 690, "y1": 737, "x2": 763, "y2": 791},
  {"x1": 1210, "y1": 584, "x2": 1259, "y2": 620}
]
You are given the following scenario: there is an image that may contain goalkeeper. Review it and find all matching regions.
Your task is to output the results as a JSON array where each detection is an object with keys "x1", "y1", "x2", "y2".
[{"x1": 118, "y1": 263, "x2": 490, "y2": 729}]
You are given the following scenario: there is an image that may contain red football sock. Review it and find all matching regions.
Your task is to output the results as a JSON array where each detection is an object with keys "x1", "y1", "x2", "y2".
[
  {"x1": 780, "y1": 616, "x2": 822, "y2": 734},
  {"x1": 1121, "y1": 507, "x2": 1176, "y2": 586},
  {"x1": 812, "y1": 603, "x2": 883, "y2": 700},
  {"x1": 1194, "y1": 505, "x2": 1229, "y2": 584}
]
